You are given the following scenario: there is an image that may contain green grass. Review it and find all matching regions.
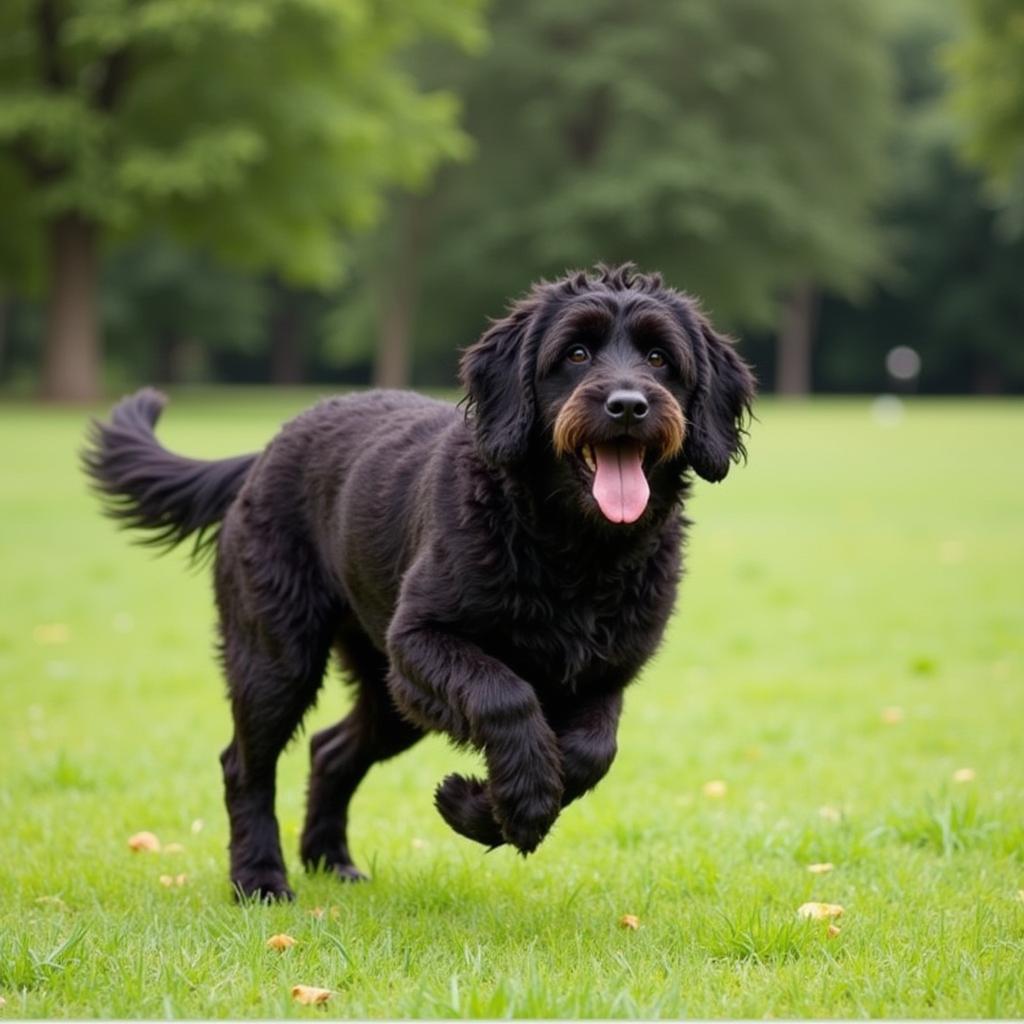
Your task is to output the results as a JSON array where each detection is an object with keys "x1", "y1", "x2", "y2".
[{"x1": 1, "y1": 391, "x2": 1022, "y2": 1018}]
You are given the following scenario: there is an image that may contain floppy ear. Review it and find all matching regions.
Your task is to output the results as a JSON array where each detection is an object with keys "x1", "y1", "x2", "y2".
[
  {"x1": 459, "y1": 303, "x2": 537, "y2": 465},
  {"x1": 684, "y1": 317, "x2": 756, "y2": 482}
]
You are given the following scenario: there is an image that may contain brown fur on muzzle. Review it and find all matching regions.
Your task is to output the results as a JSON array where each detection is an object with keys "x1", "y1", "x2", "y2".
[{"x1": 552, "y1": 384, "x2": 686, "y2": 463}]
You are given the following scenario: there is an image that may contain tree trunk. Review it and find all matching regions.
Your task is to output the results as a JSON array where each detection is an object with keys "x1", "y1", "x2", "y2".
[
  {"x1": 41, "y1": 213, "x2": 101, "y2": 402},
  {"x1": 373, "y1": 199, "x2": 423, "y2": 389},
  {"x1": 268, "y1": 279, "x2": 305, "y2": 385},
  {"x1": 775, "y1": 282, "x2": 818, "y2": 396},
  {"x1": 0, "y1": 291, "x2": 8, "y2": 383}
]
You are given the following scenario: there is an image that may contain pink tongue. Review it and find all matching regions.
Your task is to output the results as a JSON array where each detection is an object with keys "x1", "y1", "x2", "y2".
[{"x1": 592, "y1": 442, "x2": 650, "y2": 524}]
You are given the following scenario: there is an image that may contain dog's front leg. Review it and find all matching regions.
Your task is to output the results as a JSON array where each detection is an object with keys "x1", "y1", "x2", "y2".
[{"x1": 387, "y1": 619, "x2": 564, "y2": 855}]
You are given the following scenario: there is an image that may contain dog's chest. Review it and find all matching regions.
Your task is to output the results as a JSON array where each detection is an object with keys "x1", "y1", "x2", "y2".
[{"x1": 482, "y1": 555, "x2": 676, "y2": 688}]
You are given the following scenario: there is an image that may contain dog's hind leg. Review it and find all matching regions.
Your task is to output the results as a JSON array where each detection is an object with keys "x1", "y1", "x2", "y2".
[
  {"x1": 300, "y1": 627, "x2": 423, "y2": 881},
  {"x1": 216, "y1": 536, "x2": 336, "y2": 902}
]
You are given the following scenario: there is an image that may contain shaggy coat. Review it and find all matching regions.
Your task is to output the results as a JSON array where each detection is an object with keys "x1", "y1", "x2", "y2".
[{"x1": 84, "y1": 265, "x2": 755, "y2": 901}]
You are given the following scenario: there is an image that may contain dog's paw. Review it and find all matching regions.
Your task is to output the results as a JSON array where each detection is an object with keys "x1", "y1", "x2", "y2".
[
  {"x1": 232, "y1": 871, "x2": 295, "y2": 903},
  {"x1": 493, "y1": 781, "x2": 563, "y2": 856},
  {"x1": 434, "y1": 773, "x2": 505, "y2": 847}
]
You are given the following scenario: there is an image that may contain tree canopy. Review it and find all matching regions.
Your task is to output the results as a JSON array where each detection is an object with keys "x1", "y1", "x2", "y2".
[{"x1": 0, "y1": 0, "x2": 484, "y2": 397}]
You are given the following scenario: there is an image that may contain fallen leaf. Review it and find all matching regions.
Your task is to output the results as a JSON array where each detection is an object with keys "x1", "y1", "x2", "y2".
[
  {"x1": 827, "y1": 924, "x2": 841, "y2": 939},
  {"x1": 807, "y1": 862, "x2": 834, "y2": 875},
  {"x1": 619, "y1": 914, "x2": 640, "y2": 930},
  {"x1": 128, "y1": 831, "x2": 161, "y2": 853},
  {"x1": 797, "y1": 902, "x2": 845, "y2": 921},
  {"x1": 34, "y1": 896, "x2": 68, "y2": 910},
  {"x1": 267, "y1": 934, "x2": 297, "y2": 951},
  {"x1": 175, "y1": 874, "x2": 187, "y2": 886},
  {"x1": 881, "y1": 706, "x2": 904, "y2": 725},
  {"x1": 33, "y1": 623, "x2": 70, "y2": 646},
  {"x1": 702, "y1": 780, "x2": 728, "y2": 799},
  {"x1": 952, "y1": 767, "x2": 975, "y2": 783},
  {"x1": 818, "y1": 806, "x2": 842, "y2": 823},
  {"x1": 163, "y1": 843, "x2": 185, "y2": 855},
  {"x1": 291, "y1": 985, "x2": 332, "y2": 1006}
]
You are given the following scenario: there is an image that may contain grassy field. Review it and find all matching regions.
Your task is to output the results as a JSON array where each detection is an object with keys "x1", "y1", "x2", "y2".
[{"x1": 0, "y1": 391, "x2": 1022, "y2": 1019}]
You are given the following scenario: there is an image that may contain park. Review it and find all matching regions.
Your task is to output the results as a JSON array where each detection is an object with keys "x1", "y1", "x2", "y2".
[{"x1": 1, "y1": 0, "x2": 1022, "y2": 1019}]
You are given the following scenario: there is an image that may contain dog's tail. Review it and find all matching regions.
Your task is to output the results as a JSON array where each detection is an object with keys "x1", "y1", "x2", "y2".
[{"x1": 82, "y1": 388, "x2": 258, "y2": 562}]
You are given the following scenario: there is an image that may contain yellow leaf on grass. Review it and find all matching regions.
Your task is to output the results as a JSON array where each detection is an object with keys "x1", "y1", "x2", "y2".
[
  {"x1": 702, "y1": 780, "x2": 728, "y2": 799},
  {"x1": 619, "y1": 914, "x2": 640, "y2": 930},
  {"x1": 797, "y1": 902, "x2": 845, "y2": 921},
  {"x1": 807, "y1": 862, "x2": 834, "y2": 875},
  {"x1": 128, "y1": 831, "x2": 160, "y2": 853},
  {"x1": 33, "y1": 623, "x2": 70, "y2": 646},
  {"x1": 291, "y1": 985, "x2": 332, "y2": 1005},
  {"x1": 827, "y1": 924, "x2": 841, "y2": 938},
  {"x1": 267, "y1": 934, "x2": 297, "y2": 951},
  {"x1": 952, "y1": 767, "x2": 975, "y2": 783}
]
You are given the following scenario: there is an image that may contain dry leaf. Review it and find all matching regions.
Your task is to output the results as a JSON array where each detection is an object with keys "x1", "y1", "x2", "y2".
[
  {"x1": 33, "y1": 623, "x2": 70, "y2": 646},
  {"x1": 163, "y1": 843, "x2": 185, "y2": 855},
  {"x1": 702, "y1": 780, "x2": 728, "y2": 799},
  {"x1": 291, "y1": 985, "x2": 332, "y2": 1006},
  {"x1": 827, "y1": 924, "x2": 841, "y2": 939},
  {"x1": 881, "y1": 706, "x2": 904, "y2": 725},
  {"x1": 818, "y1": 806, "x2": 842, "y2": 823},
  {"x1": 267, "y1": 934, "x2": 297, "y2": 951},
  {"x1": 797, "y1": 902, "x2": 845, "y2": 920},
  {"x1": 952, "y1": 767, "x2": 975, "y2": 783},
  {"x1": 190, "y1": 819, "x2": 204, "y2": 834},
  {"x1": 807, "y1": 862, "x2": 834, "y2": 875},
  {"x1": 619, "y1": 913, "x2": 640, "y2": 930},
  {"x1": 128, "y1": 831, "x2": 161, "y2": 853}
]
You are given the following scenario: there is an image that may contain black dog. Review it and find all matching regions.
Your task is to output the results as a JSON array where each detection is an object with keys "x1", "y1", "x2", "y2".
[{"x1": 84, "y1": 264, "x2": 754, "y2": 901}]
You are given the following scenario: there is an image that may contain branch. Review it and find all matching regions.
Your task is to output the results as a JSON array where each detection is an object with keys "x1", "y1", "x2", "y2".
[
  {"x1": 94, "y1": 48, "x2": 132, "y2": 112},
  {"x1": 35, "y1": 0, "x2": 68, "y2": 89}
]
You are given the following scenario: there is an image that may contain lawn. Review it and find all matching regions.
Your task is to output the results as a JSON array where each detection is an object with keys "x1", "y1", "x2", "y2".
[{"x1": 0, "y1": 391, "x2": 1022, "y2": 1019}]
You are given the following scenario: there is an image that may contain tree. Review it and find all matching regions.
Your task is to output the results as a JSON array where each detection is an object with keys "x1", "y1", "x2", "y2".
[
  {"x1": 948, "y1": 0, "x2": 1024, "y2": 229},
  {"x1": 345, "y1": 0, "x2": 893, "y2": 391},
  {"x1": 0, "y1": 0, "x2": 484, "y2": 400}
]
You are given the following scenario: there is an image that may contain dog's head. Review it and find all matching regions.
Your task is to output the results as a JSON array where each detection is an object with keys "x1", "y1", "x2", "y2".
[{"x1": 460, "y1": 265, "x2": 755, "y2": 525}]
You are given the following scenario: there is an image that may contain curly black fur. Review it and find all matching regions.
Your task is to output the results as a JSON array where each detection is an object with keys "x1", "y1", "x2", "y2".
[{"x1": 83, "y1": 265, "x2": 755, "y2": 902}]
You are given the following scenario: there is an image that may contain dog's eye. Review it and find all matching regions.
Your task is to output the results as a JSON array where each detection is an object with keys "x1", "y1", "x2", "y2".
[
  {"x1": 646, "y1": 349, "x2": 668, "y2": 369},
  {"x1": 567, "y1": 345, "x2": 590, "y2": 365}
]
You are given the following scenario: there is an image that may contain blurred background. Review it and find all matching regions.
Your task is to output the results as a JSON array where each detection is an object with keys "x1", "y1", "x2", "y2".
[{"x1": 0, "y1": 0, "x2": 1022, "y2": 403}]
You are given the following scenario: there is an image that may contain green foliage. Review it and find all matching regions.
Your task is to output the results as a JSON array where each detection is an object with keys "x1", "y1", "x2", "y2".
[
  {"x1": 380, "y1": 0, "x2": 895, "y2": 381},
  {"x1": 1, "y1": 396, "x2": 1022, "y2": 1016},
  {"x1": 948, "y1": 0, "x2": 1024, "y2": 221},
  {"x1": 0, "y1": 0, "x2": 486, "y2": 289}
]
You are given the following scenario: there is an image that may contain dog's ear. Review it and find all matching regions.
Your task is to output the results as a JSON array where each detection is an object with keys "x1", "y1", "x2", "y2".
[
  {"x1": 684, "y1": 316, "x2": 756, "y2": 482},
  {"x1": 459, "y1": 303, "x2": 537, "y2": 465}
]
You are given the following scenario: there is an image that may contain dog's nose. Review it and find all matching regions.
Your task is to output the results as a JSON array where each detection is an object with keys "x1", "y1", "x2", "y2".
[{"x1": 604, "y1": 389, "x2": 649, "y2": 424}]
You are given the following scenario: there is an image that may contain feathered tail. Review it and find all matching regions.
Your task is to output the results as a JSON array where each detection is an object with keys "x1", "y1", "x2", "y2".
[{"x1": 82, "y1": 388, "x2": 257, "y2": 562}]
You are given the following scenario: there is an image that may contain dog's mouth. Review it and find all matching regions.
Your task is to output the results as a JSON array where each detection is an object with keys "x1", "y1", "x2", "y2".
[{"x1": 577, "y1": 440, "x2": 649, "y2": 524}]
